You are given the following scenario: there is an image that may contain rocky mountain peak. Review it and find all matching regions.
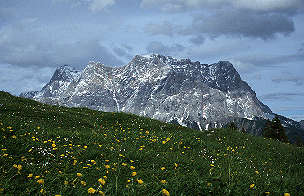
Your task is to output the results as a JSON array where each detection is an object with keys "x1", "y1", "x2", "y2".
[
  {"x1": 21, "y1": 54, "x2": 274, "y2": 130},
  {"x1": 50, "y1": 65, "x2": 81, "y2": 83}
]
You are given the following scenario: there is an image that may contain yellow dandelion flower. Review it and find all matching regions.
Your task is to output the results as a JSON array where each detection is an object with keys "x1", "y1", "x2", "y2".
[
  {"x1": 162, "y1": 141, "x2": 166, "y2": 144},
  {"x1": 130, "y1": 166, "x2": 135, "y2": 170},
  {"x1": 161, "y1": 189, "x2": 170, "y2": 196},
  {"x1": 105, "y1": 165, "x2": 110, "y2": 169},
  {"x1": 99, "y1": 191, "x2": 105, "y2": 195},
  {"x1": 284, "y1": 193, "x2": 290, "y2": 196},
  {"x1": 250, "y1": 184, "x2": 255, "y2": 189},
  {"x1": 130, "y1": 160, "x2": 134, "y2": 163},
  {"x1": 88, "y1": 187, "x2": 96, "y2": 194},
  {"x1": 55, "y1": 195, "x2": 61, "y2": 196},
  {"x1": 37, "y1": 179, "x2": 44, "y2": 184},
  {"x1": 28, "y1": 173, "x2": 33, "y2": 178},
  {"x1": 73, "y1": 160, "x2": 77, "y2": 165},
  {"x1": 174, "y1": 163, "x2": 178, "y2": 168},
  {"x1": 81, "y1": 181, "x2": 87, "y2": 186},
  {"x1": 98, "y1": 178, "x2": 106, "y2": 185},
  {"x1": 131, "y1": 172, "x2": 137, "y2": 176},
  {"x1": 40, "y1": 189, "x2": 44, "y2": 193},
  {"x1": 12, "y1": 135, "x2": 17, "y2": 139},
  {"x1": 35, "y1": 175, "x2": 40, "y2": 179},
  {"x1": 210, "y1": 164, "x2": 214, "y2": 167},
  {"x1": 255, "y1": 171, "x2": 259, "y2": 174},
  {"x1": 105, "y1": 159, "x2": 109, "y2": 162},
  {"x1": 64, "y1": 181, "x2": 68, "y2": 185},
  {"x1": 265, "y1": 192, "x2": 270, "y2": 195},
  {"x1": 52, "y1": 143, "x2": 56, "y2": 148},
  {"x1": 3, "y1": 154, "x2": 8, "y2": 157},
  {"x1": 137, "y1": 179, "x2": 143, "y2": 184},
  {"x1": 84, "y1": 145, "x2": 88, "y2": 149},
  {"x1": 91, "y1": 160, "x2": 96, "y2": 164},
  {"x1": 160, "y1": 180, "x2": 167, "y2": 184},
  {"x1": 77, "y1": 173, "x2": 82, "y2": 177},
  {"x1": 16, "y1": 164, "x2": 22, "y2": 170},
  {"x1": 121, "y1": 163, "x2": 127, "y2": 166},
  {"x1": 207, "y1": 182, "x2": 212, "y2": 186}
]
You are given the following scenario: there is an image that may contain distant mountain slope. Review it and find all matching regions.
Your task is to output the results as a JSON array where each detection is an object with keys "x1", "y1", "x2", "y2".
[
  {"x1": 20, "y1": 54, "x2": 303, "y2": 141},
  {"x1": 300, "y1": 120, "x2": 304, "y2": 129}
]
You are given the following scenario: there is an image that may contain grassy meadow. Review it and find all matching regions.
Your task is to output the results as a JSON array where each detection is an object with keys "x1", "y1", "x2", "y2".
[{"x1": 0, "y1": 91, "x2": 303, "y2": 195}]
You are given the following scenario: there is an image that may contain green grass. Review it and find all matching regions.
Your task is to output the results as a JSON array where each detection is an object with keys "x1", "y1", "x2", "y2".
[{"x1": 0, "y1": 91, "x2": 303, "y2": 195}]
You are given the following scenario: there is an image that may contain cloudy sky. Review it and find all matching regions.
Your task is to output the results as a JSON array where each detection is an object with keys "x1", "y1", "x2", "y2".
[{"x1": 0, "y1": 0, "x2": 304, "y2": 121}]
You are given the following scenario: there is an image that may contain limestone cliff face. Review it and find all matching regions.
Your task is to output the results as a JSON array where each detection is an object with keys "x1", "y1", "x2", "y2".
[{"x1": 21, "y1": 54, "x2": 273, "y2": 130}]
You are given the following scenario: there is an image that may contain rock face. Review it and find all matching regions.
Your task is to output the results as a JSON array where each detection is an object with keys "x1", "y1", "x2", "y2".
[
  {"x1": 21, "y1": 54, "x2": 275, "y2": 131},
  {"x1": 300, "y1": 120, "x2": 304, "y2": 129}
]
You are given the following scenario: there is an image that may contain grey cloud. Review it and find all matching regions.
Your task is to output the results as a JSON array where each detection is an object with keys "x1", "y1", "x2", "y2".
[
  {"x1": 299, "y1": 43, "x2": 304, "y2": 52},
  {"x1": 122, "y1": 44, "x2": 133, "y2": 51},
  {"x1": 189, "y1": 35, "x2": 205, "y2": 46},
  {"x1": 232, "y1": 0, "x2": 303, "y2": 12},
  {"x1": 260, "y1": 92, "x2": 304, "y2": 101},
  {"x1": 143, "y1": 10, "x2": 295, "y2": 40},
  {"x1": 189, "y1": 11, "x2": 295, "y2": 40},
  {"x1": 144, "y1": 21, "x2": 181, "y2": 37},
  {"x1": 140, "y1": 0, "x2": 303, "y2": 13},
  {"x1": 277, "y1": 106, "x2": 304, "y2": 112},
  {"x1": 112, "y1": 46, "x2": 134, "y2": 60},
  {"x1": 0, "y1": 64, "x2": 53, "y2": 95},
  {"x1": 0, "y1": 19, "x2": 123, "y2": 67},
  {"x1": 238, "y1": 52, "x2": 304, "y2": 67},
  {"x1": 140, "y1": 0, "x2": 227, "y2": 12},
  {"x1": 113, "y1": 47, "x2": 128, "y2": 57},
  {"x1": 272, "y1": 75, "x2": 304, "y2": 85},
  {"x1": 146, "y1": 41, "x2": 185, "y2": 55}
]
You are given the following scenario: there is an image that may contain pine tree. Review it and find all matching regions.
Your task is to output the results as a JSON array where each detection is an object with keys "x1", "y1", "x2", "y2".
[
  {"x1": 227, "y1": 122, "x2": 237, "y2": 131},
  {"x1": 294, "y1": 136, "x2": 304, "y2": 147},
  {"x1": 263, "y1": 120, "x2": 273, "y2": 138},
  {"x1": 263, "y1": 116, "x2": 289, "y2": 143}
]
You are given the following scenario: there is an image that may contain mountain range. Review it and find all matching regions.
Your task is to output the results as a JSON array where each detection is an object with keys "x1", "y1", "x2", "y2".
[{"x1": 21, "y1": 54, "x2": 304, "y2": 142}]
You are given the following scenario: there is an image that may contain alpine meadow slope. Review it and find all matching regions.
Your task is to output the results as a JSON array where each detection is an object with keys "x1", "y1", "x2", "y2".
[
  {"x1": 1, "y1": 91, "x2": 304, "y2": 195},
  {"x1": 21, "y1": 54, "x2": 304, "y2": 142}
]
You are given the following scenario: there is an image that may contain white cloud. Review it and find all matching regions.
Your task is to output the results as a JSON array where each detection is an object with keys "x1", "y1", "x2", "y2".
[
  {"x1": 88, "y1": 0, "x2": 116, "y2": 12},
  {"x1": 53, "y1": 0, "x2": 116, "y2": 12},
  {"x1": 144, "y1": 21, "x2": 182, "y2": 37},
  {"x1": 140, "y1": 0, "x2": 226, "y2": 12}
]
